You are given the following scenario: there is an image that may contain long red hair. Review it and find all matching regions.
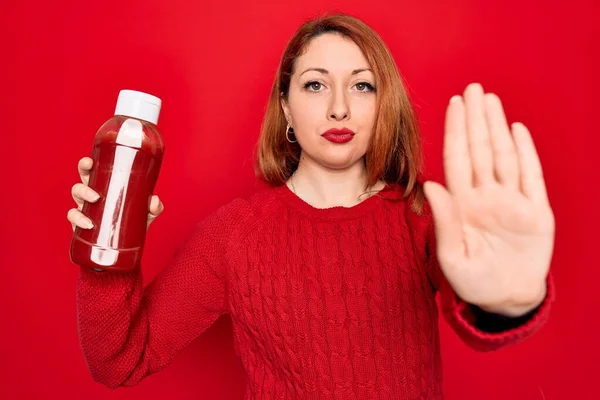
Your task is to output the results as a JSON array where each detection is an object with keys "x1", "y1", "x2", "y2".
[{"x1": 255, "y1": 13, "x2": 426, "y2": 213}]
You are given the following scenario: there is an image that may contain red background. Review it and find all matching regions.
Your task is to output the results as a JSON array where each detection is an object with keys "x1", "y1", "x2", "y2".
[{"x1": 2, "y1": 0, "x2": 598, "y2": 398}]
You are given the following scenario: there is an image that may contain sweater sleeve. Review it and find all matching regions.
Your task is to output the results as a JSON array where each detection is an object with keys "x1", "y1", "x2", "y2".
[
  {"x1": 75, "y1": 199, "x2": 249, "y2": 389},
  {"x1": 424, "y1": 210, "x2": 555, "y2": 352}
]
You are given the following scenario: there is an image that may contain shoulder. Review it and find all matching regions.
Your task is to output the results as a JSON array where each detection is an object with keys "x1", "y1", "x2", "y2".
[
  {"x1": 384, "y1": 181, "x2": 433, "y2": 232},
  {"x1": 193, "y1": 184, "x2": 284, "y2": 238},
  {"x1": 387, "y1": 180, "x2": 436, "y2": 256}
]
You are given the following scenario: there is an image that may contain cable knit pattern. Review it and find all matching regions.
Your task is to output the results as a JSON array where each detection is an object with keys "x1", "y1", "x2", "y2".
[{"x1": 76, "y1": 183, "x2": 554, "y2": 399}]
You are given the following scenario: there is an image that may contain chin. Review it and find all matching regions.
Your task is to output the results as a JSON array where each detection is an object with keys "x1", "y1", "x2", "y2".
[{"x1": 317, "y1": 147, "x2": 365, "y2": 170}]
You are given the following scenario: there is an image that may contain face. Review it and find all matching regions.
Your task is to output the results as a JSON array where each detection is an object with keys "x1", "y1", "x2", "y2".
[{"x1": 281, "y1": 33, "x2": 377, "y2": 170}]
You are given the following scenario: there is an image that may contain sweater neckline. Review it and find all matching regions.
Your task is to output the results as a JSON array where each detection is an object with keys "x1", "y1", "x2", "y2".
[{"x1": 274, "y1": 182, "x2": 404, "y2": 220}]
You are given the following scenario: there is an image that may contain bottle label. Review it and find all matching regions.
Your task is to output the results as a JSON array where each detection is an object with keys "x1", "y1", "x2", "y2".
[{"x1": 115, "y1": 118, "x2": 144, "y2": 148}]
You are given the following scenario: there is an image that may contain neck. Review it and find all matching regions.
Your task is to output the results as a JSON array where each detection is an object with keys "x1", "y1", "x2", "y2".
[{"x1": 287, "y1": 154, "x2": 385, "y2": 208}]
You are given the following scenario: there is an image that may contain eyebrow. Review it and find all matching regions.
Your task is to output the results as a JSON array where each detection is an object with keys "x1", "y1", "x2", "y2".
[{"x1": 299, "y1": 67, "x2": 373, "y2": 76}]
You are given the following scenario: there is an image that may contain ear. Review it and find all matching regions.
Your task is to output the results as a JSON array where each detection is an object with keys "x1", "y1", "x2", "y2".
[{"x1": 280, "y1": 94, "x2": 291, "y2": 125}]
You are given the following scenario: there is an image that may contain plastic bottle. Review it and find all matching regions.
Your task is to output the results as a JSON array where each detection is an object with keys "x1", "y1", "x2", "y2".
[{"x1": 70, "y1": 90, "x2": 165, "y2": 272}]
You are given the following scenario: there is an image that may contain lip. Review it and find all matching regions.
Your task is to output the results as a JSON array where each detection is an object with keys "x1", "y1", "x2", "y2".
[{"x1": 321, "y1": 128, "x2": 356, "y2": 144}]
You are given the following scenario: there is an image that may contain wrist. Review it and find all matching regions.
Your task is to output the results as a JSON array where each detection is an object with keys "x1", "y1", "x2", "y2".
[{"x1": 477, "y1": 282, "x2": 547, "y2": 318}]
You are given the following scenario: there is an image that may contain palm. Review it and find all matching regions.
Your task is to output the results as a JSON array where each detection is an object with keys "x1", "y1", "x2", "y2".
[{"x1": 424, "y1": 84, "x2": 555, "y2": 316}]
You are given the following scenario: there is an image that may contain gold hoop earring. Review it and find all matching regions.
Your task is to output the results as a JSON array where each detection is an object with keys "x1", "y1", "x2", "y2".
[{"x1": 286, "y1": 123, "x2": 297, "y2": 143}]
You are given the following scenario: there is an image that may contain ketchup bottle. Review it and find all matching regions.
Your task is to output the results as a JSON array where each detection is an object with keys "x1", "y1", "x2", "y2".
[{"x1": 70, "y1": 90, "x2": 164, "y2": 272}]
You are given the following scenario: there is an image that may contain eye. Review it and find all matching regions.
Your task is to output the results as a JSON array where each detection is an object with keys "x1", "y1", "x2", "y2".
[
  {"x1": 303, "y1": 81, "x2": 324, "y2": 92},
  {"x1": 355, "y1": 82, "x2": 376, "y2": 92}
]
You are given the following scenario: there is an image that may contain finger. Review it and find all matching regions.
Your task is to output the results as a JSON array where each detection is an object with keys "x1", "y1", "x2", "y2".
[
  {"x1": 423, "y1": 181, "x2": 465, "y2": 268},
  {"x1": 149, "y1": 195, "x2": 164, "y2": 216},
  {"x1": 67, "y1": 208, "x2": 94, "y2": 230},
  {"x1": 147, "y1": 195, "x2": 164, "y2": 228},
  {"x1": 484, "y1": 93, "x2": 519, "y2": 190},
  {"x1": 72, "y1": 183, "x2": 100, "y2": 209},
  {"x1": 78, "y1": 157, "x2": 93, "y2": 185},
  {"x1": 512, "y1": 122, "x2": 549, "y2": 205},
  {"x1": 465, "y1": 83, "x2": 494, "y2": 186},
  {"x1": 443, "y1": 94, "x2": 472, "y2": 195}
]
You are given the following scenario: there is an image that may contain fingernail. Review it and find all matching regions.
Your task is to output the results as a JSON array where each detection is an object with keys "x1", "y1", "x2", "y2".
[
  {"x1": 85, "y1": 219, "x2": 94, "y2": 229},
  {"x1": 90, "y1": 191, "x2": 100, "y2": 201},
  {"x1": 450, "y1": 95, "x2": 461, "y2": 104}
]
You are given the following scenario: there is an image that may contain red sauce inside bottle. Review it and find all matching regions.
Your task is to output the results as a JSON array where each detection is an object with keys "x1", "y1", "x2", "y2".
[{"x1": 70, "y1": 115, "x2": 164, "y2": 272}]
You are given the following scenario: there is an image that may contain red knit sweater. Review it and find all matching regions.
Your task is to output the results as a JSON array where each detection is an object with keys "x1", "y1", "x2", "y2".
[{"x1": 76, "y1": 183, "x2": 553, "y2": 399}]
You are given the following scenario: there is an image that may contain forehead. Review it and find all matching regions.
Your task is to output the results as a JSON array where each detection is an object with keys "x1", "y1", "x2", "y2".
[{"x1": 294, "y1": 33, "x2": 371, "y2": 74}]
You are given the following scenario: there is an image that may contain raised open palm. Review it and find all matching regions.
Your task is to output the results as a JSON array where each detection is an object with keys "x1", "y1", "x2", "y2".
[{"x1": 423, "y1": 83, "x2": 555, "y2": 317}]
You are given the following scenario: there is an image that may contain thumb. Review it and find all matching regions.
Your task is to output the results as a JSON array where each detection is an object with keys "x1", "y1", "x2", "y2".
[{"x1": 423, "y1": 181, "x2": 464, "y2": 266}]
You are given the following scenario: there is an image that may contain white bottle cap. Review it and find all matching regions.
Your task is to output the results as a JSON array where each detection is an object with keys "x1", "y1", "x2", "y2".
[{"x1": 114, "y1": 89, "x2": 162, "y2": 125}]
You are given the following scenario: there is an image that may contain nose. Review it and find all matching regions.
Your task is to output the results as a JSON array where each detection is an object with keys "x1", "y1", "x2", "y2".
[{"x1": 327, "y1": 87, "x2": 350, "y2": 122}]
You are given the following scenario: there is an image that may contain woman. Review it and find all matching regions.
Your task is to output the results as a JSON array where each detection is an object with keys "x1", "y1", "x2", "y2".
[{"x1": 68, "y1": 13, "x2": 555, "y2": 399}]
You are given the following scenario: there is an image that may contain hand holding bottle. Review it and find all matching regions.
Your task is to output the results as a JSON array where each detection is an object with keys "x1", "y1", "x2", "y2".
[{"x1": 67, "y1": 156, "x2": 164, "y2": 232}]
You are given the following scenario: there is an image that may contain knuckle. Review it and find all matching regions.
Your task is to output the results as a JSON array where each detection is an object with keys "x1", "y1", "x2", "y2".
[
  {"x1": 79, "y1": 156, "x2": 91, "y2": 167},
  {"x1": 67, "y1": 208, "x2": 78, "y2": 221},
  {"x1": 72, "y1": 183, "x2": 84, "y2": 195}
]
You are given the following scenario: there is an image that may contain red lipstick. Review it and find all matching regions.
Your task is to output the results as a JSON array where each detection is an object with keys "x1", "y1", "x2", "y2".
[{"x1": 321, "y1": 128, "x2": 355, "y2": 144}]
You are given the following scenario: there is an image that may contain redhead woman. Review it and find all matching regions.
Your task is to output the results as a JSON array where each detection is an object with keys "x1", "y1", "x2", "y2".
[{"x1": 68, "y1": 13, "x2": 554, "y2": 399}]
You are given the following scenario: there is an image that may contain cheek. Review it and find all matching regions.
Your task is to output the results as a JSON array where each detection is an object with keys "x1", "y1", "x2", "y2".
[
  {"x1": 290, "y1": 97, "x2": 324, "y2": 128},
  {"x1": 352, "y1": 98, "x2": 377, "y2": 130}
]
